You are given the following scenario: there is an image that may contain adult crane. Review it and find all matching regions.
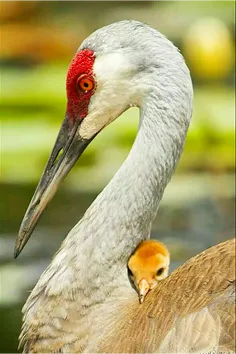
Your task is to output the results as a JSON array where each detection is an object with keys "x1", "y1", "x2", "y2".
[{"x1": 15, "y1": 20, "x2": 235, "y2": 353}]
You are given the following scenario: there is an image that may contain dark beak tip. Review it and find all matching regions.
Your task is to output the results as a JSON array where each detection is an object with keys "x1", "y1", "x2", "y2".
[
  {"x1": 14, "y1": 240, "x2": 23, "y2": 258},
  {"x1": 14, "y1": 229, "x2": 28, "y2": 258},
  {"x1": 14, "y1": 248, "x2": 20, "y2": 259}
]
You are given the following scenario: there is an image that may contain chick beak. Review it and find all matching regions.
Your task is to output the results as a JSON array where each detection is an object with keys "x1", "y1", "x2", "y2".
[{"x1": 138, "y1": 278, "x2": 150, "y2": 304}]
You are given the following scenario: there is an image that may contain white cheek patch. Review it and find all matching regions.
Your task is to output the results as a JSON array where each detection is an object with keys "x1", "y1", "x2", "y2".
[{"x1": 94, "y1": 53, "x2": 131, "y2": 83}]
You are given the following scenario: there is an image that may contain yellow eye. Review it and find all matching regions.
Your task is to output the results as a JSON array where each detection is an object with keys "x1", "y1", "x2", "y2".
[{"x1": 76, "y1": 75, "x2": 94, "y2": 92}]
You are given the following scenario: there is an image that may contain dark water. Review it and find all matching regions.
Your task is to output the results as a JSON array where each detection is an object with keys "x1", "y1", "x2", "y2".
[{"x1": 1, "y1": 182, "x2": 235, "y2": 352}]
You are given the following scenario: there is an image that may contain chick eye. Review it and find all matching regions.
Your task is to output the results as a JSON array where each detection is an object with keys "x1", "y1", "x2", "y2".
[
  {"x1": 76, "y1": 75, "x2": 94, "y2": 92},
  {"x1": 156, "y1": 267, "x2": 164, "y2": 276}
]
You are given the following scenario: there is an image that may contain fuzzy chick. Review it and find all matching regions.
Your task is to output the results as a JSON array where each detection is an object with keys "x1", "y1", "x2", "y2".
[{"x1": 128, "y1": 240, "x2": 170, "y2": 303}]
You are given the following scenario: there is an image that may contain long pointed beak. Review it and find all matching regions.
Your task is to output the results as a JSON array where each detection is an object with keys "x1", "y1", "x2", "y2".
[
  {"x1": 138, "y1": 279, "x2": 150, "y2": 304},
  {"x1": 15, "y1": 116, "x2": 96, "y2": 258}
]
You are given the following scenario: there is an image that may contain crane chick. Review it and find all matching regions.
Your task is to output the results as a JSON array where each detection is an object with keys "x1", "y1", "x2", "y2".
[{"x1": 128, "y1": 240, "x2": 170, "y2": 303}]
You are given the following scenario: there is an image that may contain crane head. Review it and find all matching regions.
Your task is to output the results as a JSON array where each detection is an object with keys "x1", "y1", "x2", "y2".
[{"x1": 15, "y1": 24, "x2": 150, "y2": 257}]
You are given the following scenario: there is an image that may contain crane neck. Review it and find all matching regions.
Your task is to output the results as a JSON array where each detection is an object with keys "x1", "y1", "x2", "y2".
[{"x1": 90, "y1": 86, "x2": 191, "y2": 252}]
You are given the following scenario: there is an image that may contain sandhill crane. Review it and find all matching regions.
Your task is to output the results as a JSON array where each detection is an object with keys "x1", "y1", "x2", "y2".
[
  {"x1": 128, "y1": 240, "x2": 170, "y2": 303},
  {"x1": 15, "y1": 20, "x2": 235, "y2": 353}
]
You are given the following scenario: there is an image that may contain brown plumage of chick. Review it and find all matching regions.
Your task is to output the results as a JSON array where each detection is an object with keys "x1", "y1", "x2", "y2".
[{"x1": 128, "y1": 240, "x2": 170, "y2": 303}]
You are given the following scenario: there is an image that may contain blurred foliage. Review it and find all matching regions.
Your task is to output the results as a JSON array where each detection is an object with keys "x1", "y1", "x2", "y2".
[{"x1": 183, "y1": 17, "x2": 234, "y2": 80}]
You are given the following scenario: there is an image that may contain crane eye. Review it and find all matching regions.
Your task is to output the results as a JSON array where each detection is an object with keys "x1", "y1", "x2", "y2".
[
  {"x1": 156, "y1": 267, "x2": 164, "y2": 276},
  {"x1": 76, "y1": 75, "x2": 94, "y2": 92}
]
